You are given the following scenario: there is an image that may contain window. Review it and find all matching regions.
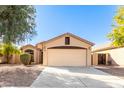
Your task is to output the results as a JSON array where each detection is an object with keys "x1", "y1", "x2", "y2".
[{"x1": 65, "y1": 37, "x2": 70, "y2": 45}]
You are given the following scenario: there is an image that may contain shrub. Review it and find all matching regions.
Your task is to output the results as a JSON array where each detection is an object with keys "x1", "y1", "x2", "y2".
[{"x1": 20, "y1": 53, "x2": 31, "y2": 65}]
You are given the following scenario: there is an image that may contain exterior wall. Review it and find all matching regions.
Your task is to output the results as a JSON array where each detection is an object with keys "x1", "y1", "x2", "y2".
[
  {"x1": 37, "y1": 50, "x2": 41, "y2": 64},
  {"x1": 93, "y1": 47, "x2": 124, "y2": 66},
  {"x1": 87, "y1": 49, "x2": 91, "y2": 66},
  {"x1": 92, "y1": 53, "x2": 98, "y2": 65},
  {"x1": 43, "y1": 48, "x2": 48, "y2": 66},
  {"x1": 0, "y1": 56, "x2": 5, "y2": 63},
  {"x1": 107, "y1": 48, "x2": 124, "y2": 66},
  {"x1": 37, "y1": 43, "x2": 45, "y2": 64},
  {"x1": 36, "y1": 44, "x2": 43, "y2": 49},
  {"x1": 12, "y1": 54, "x2": 21, "y2": 64},
  {"x1": 45, "y1": 35, "x2": 91, "y2": 48},
  {"x1": 0, "y1": 56, "x2": 2, "y2": 63},
  {"x1": 0, "y1": 56, "x2": 7, "y2": 63},
  {"x1": 106, "y1": 53, "x2": 109, "y2": 65},
  {"x1": 0, "y1": 55, "x2": 19, "y2": 64}
]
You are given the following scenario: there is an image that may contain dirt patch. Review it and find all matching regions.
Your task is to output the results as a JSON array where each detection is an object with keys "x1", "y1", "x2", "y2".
[
  {"x1": 95, "y1": 66, "x2": 124, "y2": 79},
  {"x1": 0, "y1": 64, "x2": 44, "y2": 87}
]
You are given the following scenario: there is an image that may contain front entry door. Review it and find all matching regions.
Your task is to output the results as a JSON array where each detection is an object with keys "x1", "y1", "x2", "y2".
[{"x1": 98, "y1": 54, "x2": 106, "y2": 65}]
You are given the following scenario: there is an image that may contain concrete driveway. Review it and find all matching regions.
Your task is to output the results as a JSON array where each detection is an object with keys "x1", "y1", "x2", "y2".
[{"x1": 31, "y1": 67, "x2": 124, "y2": 88}]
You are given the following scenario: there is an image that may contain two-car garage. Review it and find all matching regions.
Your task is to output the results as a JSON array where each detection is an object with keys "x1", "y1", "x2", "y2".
[{"x1": 47, "y1": 46, "x2": 87, "y2": 66}]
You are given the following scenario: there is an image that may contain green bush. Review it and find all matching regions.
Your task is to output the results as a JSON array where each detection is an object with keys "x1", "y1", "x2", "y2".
[{"x1": 20, "y1": 53, "x2": 31, "y2": 65}]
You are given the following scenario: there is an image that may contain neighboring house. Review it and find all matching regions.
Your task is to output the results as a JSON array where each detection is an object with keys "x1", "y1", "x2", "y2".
[
  {"x1": 92, "y1": 44, "x2": 124, "y2": 66},
  {"x1": 20, "y1": 33, "x2": 94, "y2": 66}
]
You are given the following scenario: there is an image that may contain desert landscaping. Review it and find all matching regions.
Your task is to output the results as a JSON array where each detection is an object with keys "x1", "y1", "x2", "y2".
[{"x1": 0, "y1": 64, "x2": 44, "y2": 87}]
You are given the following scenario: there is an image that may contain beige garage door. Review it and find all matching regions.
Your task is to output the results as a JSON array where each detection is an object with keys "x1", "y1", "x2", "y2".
[{"x1": 47, "y1": 49, "x2": 86, "y2": 66}]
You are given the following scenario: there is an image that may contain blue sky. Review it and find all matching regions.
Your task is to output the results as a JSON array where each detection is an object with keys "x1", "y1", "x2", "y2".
[{"x1": 27, "y1": 5, "x2": 117, "y2": 46}]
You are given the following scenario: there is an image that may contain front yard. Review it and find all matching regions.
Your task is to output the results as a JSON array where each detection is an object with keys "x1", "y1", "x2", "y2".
[{"x1": 0, "y1": 64, "x2": 44, "y2": 87}]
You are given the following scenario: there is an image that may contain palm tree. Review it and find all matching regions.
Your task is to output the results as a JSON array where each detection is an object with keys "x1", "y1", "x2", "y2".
[{"x1": 0, "y1": 43, "x2": 21, "y2": 63}]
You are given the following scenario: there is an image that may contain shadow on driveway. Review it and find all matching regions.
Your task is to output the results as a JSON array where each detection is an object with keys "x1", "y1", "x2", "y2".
[{"x1": 95, "y1": 66, "x2": 124, "y2": 79}]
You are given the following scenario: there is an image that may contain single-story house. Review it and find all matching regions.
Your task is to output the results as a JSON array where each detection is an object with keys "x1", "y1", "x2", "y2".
[
  {"x1": 19, "y1": 32, "x2": 94, "y2": 66},
  {"x1": 92, "y1": 43, "x2": 124, "y2": 66}
]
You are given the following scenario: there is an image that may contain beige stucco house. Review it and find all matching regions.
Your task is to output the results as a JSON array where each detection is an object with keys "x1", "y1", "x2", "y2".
[
  {"x1": 92, "y1": 43, "x2": 124, "y2": 66},
  {"x1": 20, "y1": 33, "x2": 94, "y2": 66}
]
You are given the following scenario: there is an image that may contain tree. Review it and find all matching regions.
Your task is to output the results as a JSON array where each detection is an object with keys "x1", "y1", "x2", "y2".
[
  {"x1": 0, "y1": 43, "x2": 21, "y2": 63},
  {"x1": 107, "y1": 6, "x2": 124, "y2": 47},
  {"x1": 0, "y1": 5, "x2": 36, "y2": 44}
]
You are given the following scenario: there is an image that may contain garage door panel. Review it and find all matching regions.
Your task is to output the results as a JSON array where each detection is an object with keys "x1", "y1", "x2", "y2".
[{"x1": 47, "y1": 49, "x2": 86, "y2": 66}]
